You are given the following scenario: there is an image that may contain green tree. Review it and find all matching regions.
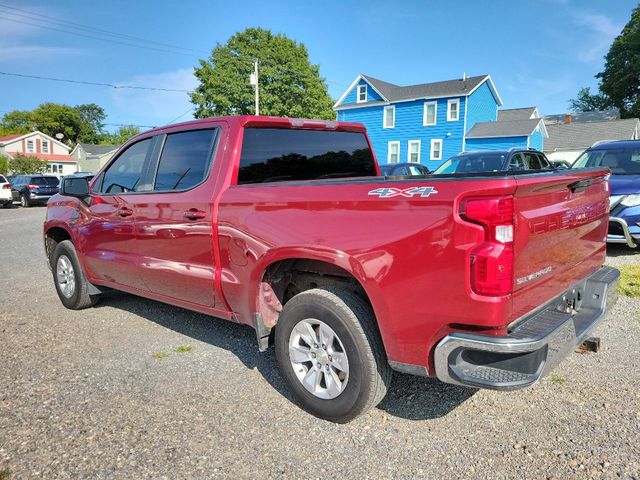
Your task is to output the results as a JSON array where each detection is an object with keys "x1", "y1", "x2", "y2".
[
  {"x1": 597, "y1": 5, "x2": 640, "y2": 118},
  {"x1": 569, "y1": 87, "x2": 610, "y2": 112},
  {"x1": 74, "y1": 103, "x2": 106, "y2": 143},
  {"x1": 191, "y1": 28, "x2": 335, "y2": 119},
  {"x1": 0, "y1": 103, "x2": 108, "y2": 144},
  {"x1": 0, "y1": 155, "x2": 9, "y2": 175},
  {"x1": 99, "y1": 125, "x2": 140, "y2": 145},
  {"x1": 8, "y1": 154, "x2": 48, "y2": 174}
]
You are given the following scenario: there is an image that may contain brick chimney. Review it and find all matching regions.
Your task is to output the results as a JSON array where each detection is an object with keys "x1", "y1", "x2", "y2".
[{"x1": 563, "y1": 114, "x2": 572, "y2": 124}]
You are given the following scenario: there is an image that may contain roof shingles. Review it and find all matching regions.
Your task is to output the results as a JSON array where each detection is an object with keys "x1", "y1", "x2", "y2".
[{"x1": 544, "y1": 119, "x2": 640, "y2": 151}]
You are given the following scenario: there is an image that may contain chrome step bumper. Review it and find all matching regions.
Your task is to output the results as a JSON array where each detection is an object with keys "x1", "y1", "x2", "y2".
[
  {"x1": 608, "y1": 217, "x2": 639, "y2": 247},
  {"x1": 434, "y1": 266, "x2": 619, "y2": 390}
]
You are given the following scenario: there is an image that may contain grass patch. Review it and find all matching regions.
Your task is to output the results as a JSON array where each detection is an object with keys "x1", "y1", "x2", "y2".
[
  {"x1": 173, "y1": 344, "x2": 193, "y2": 353},
  {"x1": 0, "y1": 469, "x2": 12, "y2": 480},
  {"x1": 618, "y1": 264, "x2": 640, "y2": 297},
  {"x1": 549, "y1": 374, "x2": 567, "y2": 385},
  {"x1": 152, "y1": 351, "x2": 169, "y2": 359}
]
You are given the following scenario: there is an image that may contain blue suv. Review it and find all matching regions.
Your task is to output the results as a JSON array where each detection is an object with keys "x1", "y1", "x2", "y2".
[{"x1": 574, "y1": 140, "x2": 640, "y2": 247}]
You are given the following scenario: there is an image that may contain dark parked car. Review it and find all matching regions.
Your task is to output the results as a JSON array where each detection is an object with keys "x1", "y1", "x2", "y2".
[
  {"x1": 11, "y1": 175, "x2": 60, "y2": 207},
  {"x1": 573, "y1": 140, "x2": 640, "y2": 247},
  {"x1": 432, "y1": 148, "x2": 553, "y2": 174},
  {"x1": 379, "y1": 163, "x2": 429, "y2": 176}
]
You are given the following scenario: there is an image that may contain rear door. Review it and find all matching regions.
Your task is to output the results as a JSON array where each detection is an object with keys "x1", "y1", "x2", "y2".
[
  {"x1": 132, "y1": 128, "x2": 219, "y2": 307},
  {"x1": 511, "y1": 168, "x2": 610, "y2": 316}
]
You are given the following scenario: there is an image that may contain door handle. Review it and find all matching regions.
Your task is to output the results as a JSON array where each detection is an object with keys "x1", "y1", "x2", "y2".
[
  {"x1": 184, "y1": 208, "x2": 206, "y2": 220},
  {"x1": 117, "y1": 207, "x2": 133, "y2": 217}
]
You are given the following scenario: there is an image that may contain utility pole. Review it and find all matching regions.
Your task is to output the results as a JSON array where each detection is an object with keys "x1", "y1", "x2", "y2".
[{"x1": 249, "y1": 59, "x2": 259, "y2": 116}]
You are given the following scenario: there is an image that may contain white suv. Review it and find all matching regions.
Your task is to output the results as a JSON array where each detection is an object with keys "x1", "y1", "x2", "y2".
[{"x1": 0, "y1": 175, "x2": 12, "y2": 208}]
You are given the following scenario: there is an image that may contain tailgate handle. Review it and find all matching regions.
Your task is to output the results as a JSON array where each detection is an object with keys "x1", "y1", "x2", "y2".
[{"x1": 568, "y1": 178, "x2": 598, "y2": 193}]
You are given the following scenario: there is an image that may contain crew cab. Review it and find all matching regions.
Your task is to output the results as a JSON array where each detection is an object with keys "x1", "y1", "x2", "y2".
[{"x1": 44, "y1": 116, "x2": 619, "y2": 422}]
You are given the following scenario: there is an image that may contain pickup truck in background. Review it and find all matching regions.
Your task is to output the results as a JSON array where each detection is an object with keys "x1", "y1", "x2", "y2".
[{"x1": 44, "y1": 116, "x2": 619, "y2": 423}]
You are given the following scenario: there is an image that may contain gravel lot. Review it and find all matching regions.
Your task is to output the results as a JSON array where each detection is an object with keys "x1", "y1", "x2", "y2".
[{"x1": 1, "y1": 207, "x2": 639, "y2": 479}]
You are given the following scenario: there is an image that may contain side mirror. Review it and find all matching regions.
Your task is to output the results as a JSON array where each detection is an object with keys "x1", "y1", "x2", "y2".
[{"x1": 61, "y1": 177, "x2": 90, "y2": 197}]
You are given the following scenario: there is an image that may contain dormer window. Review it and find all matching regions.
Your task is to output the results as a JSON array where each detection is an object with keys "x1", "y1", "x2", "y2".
[{"x1": 357, "y1": 84, "x2": 367, "y2": 103}]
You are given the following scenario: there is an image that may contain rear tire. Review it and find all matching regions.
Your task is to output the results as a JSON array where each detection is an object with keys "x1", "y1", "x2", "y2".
[
  {"x1": 51, "y1": 240, "x2": 99, "y2": 309},
  {"x1": 275, "y1": 287, "x2": 391, "y2": 423},
  {"x1": 20, "y1": 194, "x2": 30, "y2": 208}
]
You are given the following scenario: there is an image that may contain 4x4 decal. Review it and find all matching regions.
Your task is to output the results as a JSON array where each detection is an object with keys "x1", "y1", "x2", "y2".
[{"x1": 368, "y1": 186, "x2": 438, "y2": 198}]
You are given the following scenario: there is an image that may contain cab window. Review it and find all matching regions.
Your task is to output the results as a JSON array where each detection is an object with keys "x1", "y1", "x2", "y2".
[
  {"x1": 154, "y1": 129, "x2": 216, "y2": 191},
  {"x1": 97, "y1": 139, "x2": 152, "y2": 194}
]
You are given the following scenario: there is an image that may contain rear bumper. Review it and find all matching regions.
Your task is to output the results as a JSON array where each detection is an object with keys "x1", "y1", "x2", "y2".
[
  {"x1": 608, "y1": 217, "x2": 639, "y2": 247},
  {"x1": 434, "y1": 266, "x2": 619, "y2": 390}
]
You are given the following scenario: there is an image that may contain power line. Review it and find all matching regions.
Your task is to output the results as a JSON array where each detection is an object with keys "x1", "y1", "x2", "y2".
[
  {"x1": 0, "y1": 2, "x2": 208, "y2": 55},
  {"x1": 0, "y1": 71, "x2": 192, "y2": 93},
  {"x1": 0, "y1": 14, "x2": 200, "y2": 57},
  {"x1": 167, "y1": 108, "x2": 195, "y2": 125}
]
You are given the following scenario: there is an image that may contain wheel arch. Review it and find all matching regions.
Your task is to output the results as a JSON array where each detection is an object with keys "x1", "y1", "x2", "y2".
[{"x1": 249, "y1": 248, "x2": 392, "y2": 356}]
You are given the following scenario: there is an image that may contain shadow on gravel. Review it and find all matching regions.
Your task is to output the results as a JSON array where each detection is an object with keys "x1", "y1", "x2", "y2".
[
  {"x1": 606, "y1": 244, "x2": 638, "y2": 257},
  {"x1": 96, "y1": 290, "x2": 475, "y2": 421}
]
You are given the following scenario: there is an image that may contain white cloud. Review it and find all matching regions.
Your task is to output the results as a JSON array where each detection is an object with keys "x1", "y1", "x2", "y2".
[
  {"x1": 572, "y1": 12, "x2": 622, "y2": 63},
  {"x1": 110, "y1": 69, "x2": 198, "y2": 125}
]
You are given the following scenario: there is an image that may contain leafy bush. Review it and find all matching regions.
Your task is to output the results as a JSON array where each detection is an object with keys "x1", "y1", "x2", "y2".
[{"x1": 8, "y1": 154, "x2": 48, "y2": 174}]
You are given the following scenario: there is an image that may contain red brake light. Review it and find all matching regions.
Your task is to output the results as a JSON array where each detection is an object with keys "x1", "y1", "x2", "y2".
[
  {"x1": 2, "y1": 184, "x2": 10, "y2": 189},
  {"x1": 27, "y1": 184, "x2": 38, "y2": 190},
  {"x1": 461, "y1": 196, "x2": 514, "y2": 296}
]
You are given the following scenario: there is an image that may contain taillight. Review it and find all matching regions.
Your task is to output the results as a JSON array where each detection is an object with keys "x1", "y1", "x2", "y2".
[
  {"x1": 2, "y1": 184, "x2": 10, "y2": 189},
  {"x1": 27, "y1": 184, "x2": 38, "y2": 190},
  {"x1": 461, "y1": 196, "x2": 514, "y2": 296}
]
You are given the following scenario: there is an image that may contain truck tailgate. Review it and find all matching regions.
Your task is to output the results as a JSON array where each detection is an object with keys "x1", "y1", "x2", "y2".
[{"x1": 511, "y1": 168, "x2": 610, "y2": 320}]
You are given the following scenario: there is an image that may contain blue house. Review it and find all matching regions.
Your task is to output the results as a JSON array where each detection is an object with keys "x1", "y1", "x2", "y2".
[{"x1": 334, "y1": 74, "x2": 548, "y2": 170}]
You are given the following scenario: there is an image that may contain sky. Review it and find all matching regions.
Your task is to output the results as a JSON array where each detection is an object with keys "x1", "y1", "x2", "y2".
[{"x1": 0, "y1": 0, "x2": 636, "y2": 133}]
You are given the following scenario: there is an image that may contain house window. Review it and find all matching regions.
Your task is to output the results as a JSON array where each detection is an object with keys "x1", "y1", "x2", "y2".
[
  {"x1": 447, "y1": 98, "x2": 460, "y2": 122},
  {"x1": 388, "y1": 141, "x2": 400, "y2": 163},
  {"x1": 383, "y1": 106, "x2": 395, "y2": 129},
  {"x1": 357, "y1": 84, "x2": 367, "y2": 103},
  {"x1": 42, "y1": 140, "x2": 49, "y2": 154},
  {"x1": 408, "y1": 140, "x2": 420, "y2": 163},
  {"x1": 430, "y1": 139, "x2": 443, "y2": 160},
  {"x1": 423, "y1": 101, "x2": 437, "y2": 126},
  {"x1": 26, "y1": 139, "x2": 34, "y2": 153}
]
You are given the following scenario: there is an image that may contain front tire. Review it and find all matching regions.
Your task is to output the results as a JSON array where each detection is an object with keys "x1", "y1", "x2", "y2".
[
  {"x1": 275, "y1": 287, "x2": 391, "y2": 423},
  {"x1": 51, "y1": 240, "x2": 99, "y2": 309}
]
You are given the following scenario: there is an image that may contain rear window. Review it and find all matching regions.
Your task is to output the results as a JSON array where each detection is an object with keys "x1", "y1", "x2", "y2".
[
  {"x1": 433, "y1": 152, "x2": 507, "y2": 174},
  {"x1": 237, "y1": 128, "x2": 376, "y2": 184},
  {"x1": 30, "y1": 177, "x2": 59, "y2": 186},
  {"x1": 0, "y1": 175, "x2": 6, "y2": 183}
]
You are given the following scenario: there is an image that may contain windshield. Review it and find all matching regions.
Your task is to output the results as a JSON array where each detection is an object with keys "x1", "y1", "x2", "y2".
[
  {"x1": 573, "y1": 147, "x2": 640, "y2": 175},
  {"x1": 31, "y1": 177, "x2": 59, "y2": 186},
  {"x1": 433, "y1": 152, "x2": 507, "y2": 174}
]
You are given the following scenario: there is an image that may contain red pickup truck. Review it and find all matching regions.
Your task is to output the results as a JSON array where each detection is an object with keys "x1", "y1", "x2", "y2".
[{"x1": 45, "y1": 116, "x2": 619, "y2": 422}]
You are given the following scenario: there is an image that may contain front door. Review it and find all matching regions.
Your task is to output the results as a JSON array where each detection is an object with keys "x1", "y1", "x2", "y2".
[
  {"x1": 82, "y1": 137, "x2": 155, "y2": 288},
  {"x1": 132, "y1": 128, "x2": 219, "y2": 307}
]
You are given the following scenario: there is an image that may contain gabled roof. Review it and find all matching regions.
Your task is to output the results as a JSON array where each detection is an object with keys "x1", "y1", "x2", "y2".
[
  {"x1": 497, "y1": 107, "x2": 538, "y2": 122},
  {"x1": 0, "y1": 133, "x2": 23, "y2": 143},
  {"x1": 466, "y1": 118, "x2": 548, "y2": 139},
  {"x1": 544, "y1": 109, "x2": 620, "y2": 125},
  {"x1": 0, "y1": 130, "x2": 70, "y2": 151},
  {"x1": 72, "y1": 143, "x2": 120, "y2": 157},
  {"x1": 544, "y1": 118, "x2": 640, "y2": 152},
  {"x1": 334, "y1": 74, "x2": 503, "y2": 109}
]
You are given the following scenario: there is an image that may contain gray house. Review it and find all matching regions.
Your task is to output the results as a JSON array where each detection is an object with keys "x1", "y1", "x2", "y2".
[
  {"x1": 544, "y1": 116, "x2": 640, "y2": 164},
  {"x1": 70, "y1": 143, "x2": 120, "y2": 173}
]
